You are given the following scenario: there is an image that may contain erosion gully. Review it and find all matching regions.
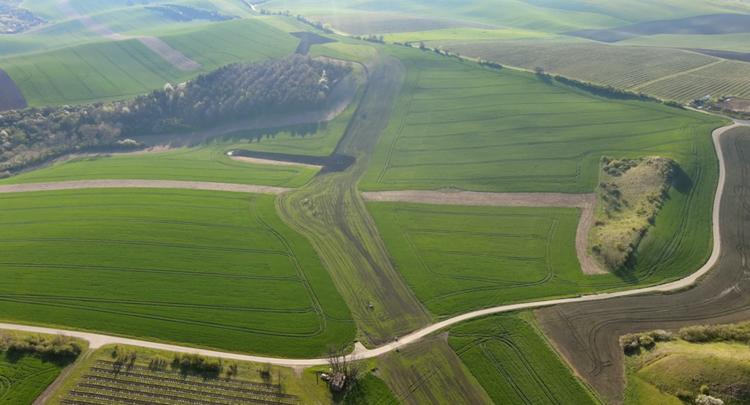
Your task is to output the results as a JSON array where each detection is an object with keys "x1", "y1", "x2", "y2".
[{"x1": 276, "y1": 53, "x2": 432, "y2": 347}]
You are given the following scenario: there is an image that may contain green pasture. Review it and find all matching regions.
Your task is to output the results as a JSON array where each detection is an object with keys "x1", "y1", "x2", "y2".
[
  {"x1": 0, "y1": 189, "x2": 354, "y2": 357},
  {"x1": 0, "y1": 351, "x2": 63, "y2": 405},
  {"x1": 368, "y1": 196, "x2": 715, "y2": 315},
  {"x1": 2, "y1": 142, "x2": 317, "y2": 187},
  {"x1": 362, "y1": 47, "x2": 723, "y2": 192},
  {"x1": 448, "y1": 313, "x2": 599, "y2": 405},
  {"x1": 383, "y1": 27, "x2": 553, "y2": 44},
  {"x1": 0, "y1": 19, "x2": 298, "y2": 106}
]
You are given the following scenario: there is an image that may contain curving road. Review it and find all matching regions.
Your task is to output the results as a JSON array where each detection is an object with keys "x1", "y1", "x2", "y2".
[{"x1": 0, "y1": 122, "x2": 742, "y2": 370}]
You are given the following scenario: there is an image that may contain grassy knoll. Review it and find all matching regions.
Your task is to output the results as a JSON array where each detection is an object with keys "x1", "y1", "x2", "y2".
[
  {"x1": 47, "y1": 345, "x2": 332, "y2": 405},
  {"x1": 592, "y1": 157, "x2": 675, "y2": 270},
  {"x1": 0, "y1": 19, "x2": 298, "y2": 106},
  {"x1": 1, "y1": 143, "x2": 317, "y2": 187},
  {"x1": 0, "y1": 351, "x2": 64, "y2": 404},
  {"x1": 0, "y1": 189, "x2": 354, "y2": 357},
  {"x1": 449, "y1": 313, "x2": 599, "y2": 404},
  {"x1": 625, "y1": 340, "x2": 750, "y2": 405},
  {"x1": 378, "y1": 335, "x2": 492, "y2": 404}
]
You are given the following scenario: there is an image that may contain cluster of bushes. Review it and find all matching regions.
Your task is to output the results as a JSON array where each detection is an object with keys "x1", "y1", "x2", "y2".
[
  {"x1": 171, "y1": 353, "x2": 223, "y2": 377},
  {"x1": 355, "y1": 35, "x2": 384, "y2": 44},
  {"x1": 620, "y1": 330, "x2": 673, "y2": 354},
  {"x1": 0, "y1": 56, "x2": 349, "y2": 174},
  {"x1": 679, "y1": 321, "x2": 750, "y2": 343},
  {"x1": 0, "y1": 333, "x2": 83, "y2": 359}
]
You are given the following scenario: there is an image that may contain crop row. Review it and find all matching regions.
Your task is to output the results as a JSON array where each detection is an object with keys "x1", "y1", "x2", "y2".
[{"x1": 93, "y1": 361, "x2": 286, "y2": 393}]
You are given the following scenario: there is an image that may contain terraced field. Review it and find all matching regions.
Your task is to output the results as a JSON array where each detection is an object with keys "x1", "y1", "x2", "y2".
[
  {"x1": 448, "y1": 313, "x2": 598, "y2": 405},
  {"x1": 2, "y1": 144, "x2": 317, "y2": 187},
  {"x1": 0, "y1": 351, "x2": 63, "y2": 405},
  {"x1": 0, "y1": 189, "x2": 354, "y2": 357}
]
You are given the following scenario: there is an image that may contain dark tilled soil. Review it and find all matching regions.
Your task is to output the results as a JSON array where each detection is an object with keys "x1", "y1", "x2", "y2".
[
  {"x1": 535, "y1": 126, "x2": 750, "y2": 404},
  {"x1": 690, "y1": 48, "x2": 750, "y2": 63},
  {"x1": 568, "y1": 13, "x2": 750, "y2": 42},
  {"x1": 0, "y1": 68, "x2": 27, "y2": 111},
  {"x1": 291, "y1": 32, "x2": 335, "y2": 55}
]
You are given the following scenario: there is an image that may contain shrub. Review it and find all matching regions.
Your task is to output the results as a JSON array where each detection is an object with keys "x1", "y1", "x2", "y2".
[
  {"x1": 171, "y1": 353, "x2": 222, "y2": 377},
  {"x1": 679, "y1": 322, "x2": 750, "y2": 343},
  {"x1": 5, "y1": 335, "x2": 82, "y2": 359}
]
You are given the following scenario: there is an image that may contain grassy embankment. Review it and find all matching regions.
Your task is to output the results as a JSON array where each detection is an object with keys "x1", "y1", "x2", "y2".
[
  {"x1": 625, "y1": 323, "x2": 750, "y2": 405},
  {"x1": 0, "y1": 189, "x2": 354, "y2": 357},
  {"x1": 448, "y1": 313, "x2": 600, "y2": 404},
  {"x1": 364, "y1": 48, "x2": 724, "y2": 315}
]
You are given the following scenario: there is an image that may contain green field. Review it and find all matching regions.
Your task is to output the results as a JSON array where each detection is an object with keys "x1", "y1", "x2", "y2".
[
  {"x1": 448, "y1": 313, "x2": 599, "y2": 404},
  {"x1": 367, "y1": 195, "x2": 714, "y2": 315},
  {"x1": 0, "y1": 19, "x2": 298, "y2": 106},
  {"x1": 362, "y1": 47, "x2": 723, "y2": 192},
  {"x1": 2, "y1": 143, "x2": 318, "y2": 187},
  {"x1": 378, "y1": 336, "x2": 492, "y2": 404},
  {"x1": 0, "y1": 351, "x2": 63, "y2": 405},
  {"x1": 0, "y1": 189, "x2": 354, "y2": 357}
]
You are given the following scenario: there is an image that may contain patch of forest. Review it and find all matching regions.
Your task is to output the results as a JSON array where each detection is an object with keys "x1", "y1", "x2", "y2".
[{"x1": 0, "y1": 55, "x2": 350, "y2": 176}]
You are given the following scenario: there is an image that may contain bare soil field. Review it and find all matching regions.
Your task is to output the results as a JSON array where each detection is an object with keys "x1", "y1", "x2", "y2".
[
  {"x1": 535, "y1": 126, "x2": 750, "y2": 404},
  {"x1": 362, "y1": 190, "x2": 604, "y2": 275},
  {"x1": 568, "y1": 13, "x2": 750, "y2": 42},
  {"x1": 0, "y1": 67, "x2": 26, "y2": 111},
  {"x1": 717, "y1": 97, "x2": 750, "y2": 113}
]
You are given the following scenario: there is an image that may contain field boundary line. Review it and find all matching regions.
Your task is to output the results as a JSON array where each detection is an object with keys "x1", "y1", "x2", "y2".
[
  {"x1": 0, "y1": 180, "x2": 291, "y2": 195},
  {"x1": 0, "y1": 122, "x2": 740, "y2": 367},
  {"x1": 631, "y1": 59, "x2": 724, "y2": 91},
  {"x1": 362, "y1": 190, "x2": 604, "y2": 275}
]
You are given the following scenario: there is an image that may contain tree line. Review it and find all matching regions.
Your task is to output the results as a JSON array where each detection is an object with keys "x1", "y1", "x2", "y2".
[{"x1": 0, "y1": 55, "x2": 350, "y2": 176}]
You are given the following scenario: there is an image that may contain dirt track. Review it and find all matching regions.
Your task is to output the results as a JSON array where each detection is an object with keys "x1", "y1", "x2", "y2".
[
  {"x1": 0, "y1": 180, "x2": 290, "y2": 195},
  {"x1": 362, "y1": 190, "x2": 605, "y2": 275},
  {"x1": 536, "y1": 123, "x2": 748, "y2": 404}
]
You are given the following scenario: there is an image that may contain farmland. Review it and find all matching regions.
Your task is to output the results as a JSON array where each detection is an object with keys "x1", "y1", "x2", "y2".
[
  {"x1": 0, "y1": 19, "x2": 299, "y2": 106},
  {"x1": 448, "y1": 313, "x2": 599, "y2": 404},
  {"x1": 0, "y1": 189, "x2": 354, "y2": 357},
  {"x1": 0, "y1": 351, "x2": 64, "y2": 404},
  {"x1": 47, "y1": 345, "x2": 333, "y2": 405},
  {"x1": 361, "y1": 47, "x2": 723, "y2": 192},
  {"x1": 378, "y1": 335, "x2": 492, "y2": 404},
  {"x1": 1, "y1": 144, "x2": 318, "y2": 188},
  {"x1": 535, "y1": 126, "x2": 750, "y2": 403}
]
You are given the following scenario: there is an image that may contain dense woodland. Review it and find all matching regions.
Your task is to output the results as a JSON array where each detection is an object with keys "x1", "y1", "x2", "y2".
[{"x1": 0, "y1": 55, "x2": 349, "y2": 175}]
